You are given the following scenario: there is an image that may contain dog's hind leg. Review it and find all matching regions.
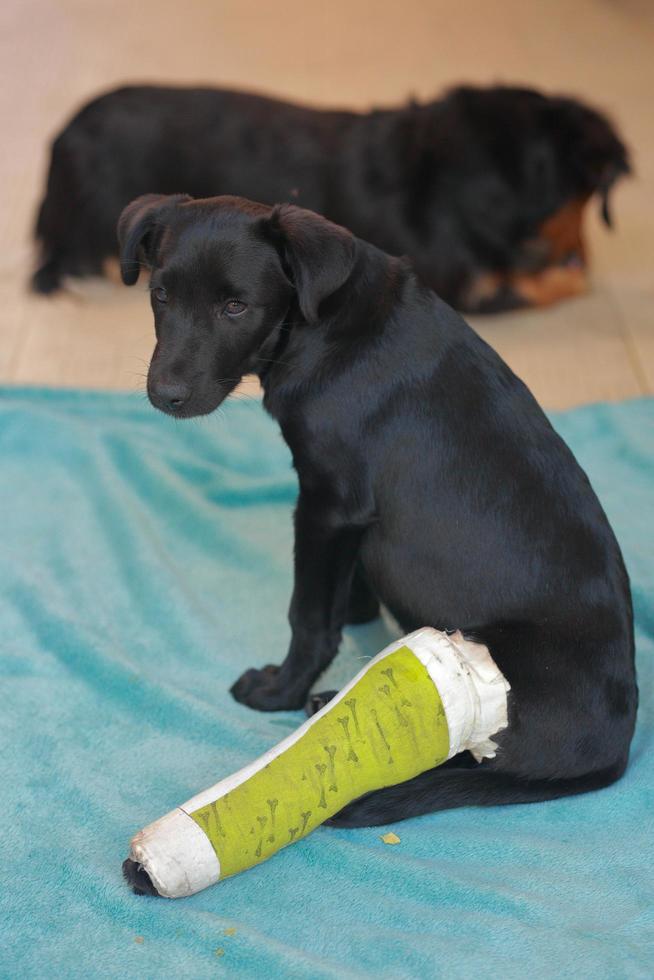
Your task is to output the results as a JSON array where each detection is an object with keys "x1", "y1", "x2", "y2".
[
  {"x1": 32, "y1": 137, "x2": 77, "y2": 294},
  {"x1": 31, "y1": 256, "x2": 65, "y2": 295},
  {"x1": 32, "y1": 131, "x2": 109, "y2": 294}
]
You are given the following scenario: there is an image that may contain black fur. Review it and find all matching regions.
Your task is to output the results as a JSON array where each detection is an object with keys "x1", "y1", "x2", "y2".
[
  {"x1": 35, "y1": 84, "x2": 629, "y2": 311},
  {"x1": 122, "y1": 858, "x2": 160, "y2": 897},
  {"x1": 118, "y1": 193, "x2": 637, "y2": 827}
]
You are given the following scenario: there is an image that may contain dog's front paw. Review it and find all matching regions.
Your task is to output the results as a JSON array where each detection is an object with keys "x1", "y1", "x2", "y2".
[{"x1": 230, "y1": 665, "x2": 306, "y2": 711}]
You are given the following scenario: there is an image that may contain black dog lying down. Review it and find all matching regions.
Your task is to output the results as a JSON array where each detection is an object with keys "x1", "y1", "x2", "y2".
[
  {"x1": 118, "y1": 193, "x2": 636, "y2": 826},
  {"x1": 36, "y1": 84, "x2": 629, "y2": 313}
]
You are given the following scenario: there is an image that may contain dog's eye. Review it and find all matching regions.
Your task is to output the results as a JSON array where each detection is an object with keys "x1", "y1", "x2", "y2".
[
  {"x1": 152, "y1": 287, "x2": 168, "y2": 303},
  {"x1": 223, "y1": 300, "x2": 247, "y2": 317}
]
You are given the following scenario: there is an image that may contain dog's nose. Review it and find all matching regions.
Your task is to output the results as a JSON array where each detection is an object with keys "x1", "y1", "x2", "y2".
[{"x1": 150, "y1": 380, "x2": 191, "y2": 412}]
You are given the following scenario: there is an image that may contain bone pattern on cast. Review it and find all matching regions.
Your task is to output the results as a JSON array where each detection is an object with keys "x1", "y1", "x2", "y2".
[{"x1": 189, "y1": 646, "x2": 450, "y2": 879}]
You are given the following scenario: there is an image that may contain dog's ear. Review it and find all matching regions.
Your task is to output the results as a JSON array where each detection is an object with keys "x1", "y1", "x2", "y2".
[
  {"x1": 266, "y1": 204, "x2": 356, "y2": 321},
  {"x1": 117, "y1": 193, "x2": 191, "y2": 285},
  {"x1": 546, "y1": 99, "x2": 630, "y2": 229}
]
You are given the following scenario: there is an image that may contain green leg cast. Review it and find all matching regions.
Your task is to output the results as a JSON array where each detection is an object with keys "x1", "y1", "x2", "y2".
[
  {"x1": 126, "y1": 628, "x2": 509, "y2": 897},
  {"x1": 190, "y1": 644, "x2": 449, "y2": 879}
]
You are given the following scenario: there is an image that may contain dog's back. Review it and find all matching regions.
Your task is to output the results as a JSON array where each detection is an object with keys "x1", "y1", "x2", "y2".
[{"x1": 33, "y1": 83, "x2": 629, "y2": 311}]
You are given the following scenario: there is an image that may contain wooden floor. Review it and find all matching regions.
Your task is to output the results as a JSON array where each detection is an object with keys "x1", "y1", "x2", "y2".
[{"x1": 1, "y1": 0, "x2": 652, "y2": 410}]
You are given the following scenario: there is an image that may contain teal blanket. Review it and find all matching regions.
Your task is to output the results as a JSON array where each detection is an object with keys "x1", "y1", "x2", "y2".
[{"x1": 1, "y1": 388, "x2": 652, "y2": 979}]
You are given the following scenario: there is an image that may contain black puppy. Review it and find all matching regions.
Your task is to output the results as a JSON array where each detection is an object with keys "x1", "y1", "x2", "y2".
[
  {"x1": 118, "y1": 193, "x2": 636, "y2": 826},
  {"x1": 36, "y1": 84, "x2": 629, "y2": 312}
]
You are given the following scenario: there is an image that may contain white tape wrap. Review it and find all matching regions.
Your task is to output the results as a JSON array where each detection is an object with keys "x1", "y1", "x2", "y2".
[
  {"x1": 129, "y1": 808, "x2": 220, "y2": 898},
  {"x1": 127, "y1": 627, "x2": 510, "y2": 897},
  {"x1": 406, "y1": 628, "x2": 511, "y2": 762}
]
